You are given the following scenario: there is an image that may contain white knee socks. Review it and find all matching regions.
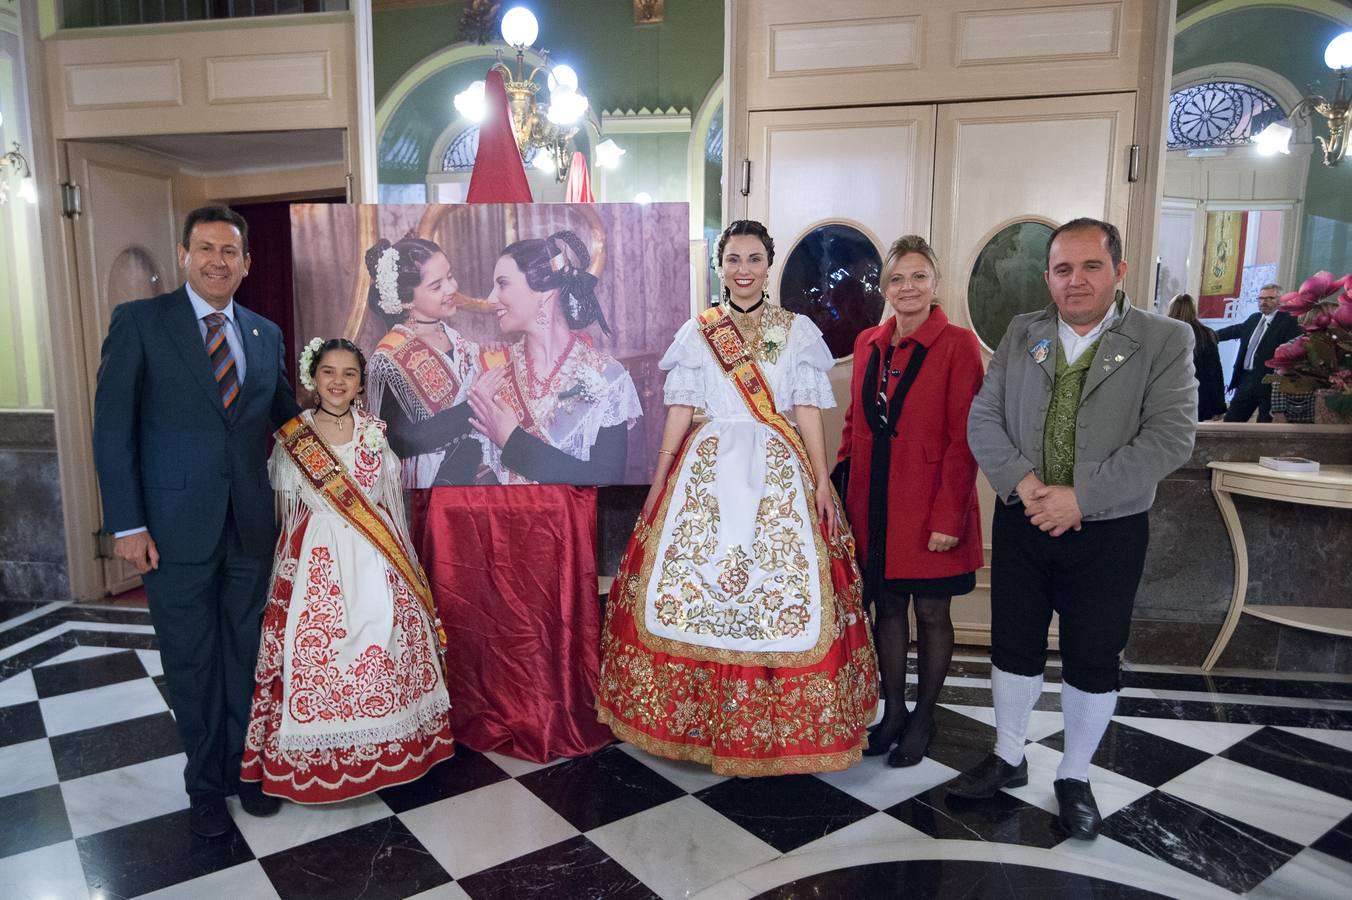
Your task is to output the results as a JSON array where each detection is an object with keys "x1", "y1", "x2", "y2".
[
  {"x1": 992, "y1": 666, "x2": 1043, "y2": 767},
  {"x1": 1056, "y1": 682, "x2": 1118, "y2": 782}
]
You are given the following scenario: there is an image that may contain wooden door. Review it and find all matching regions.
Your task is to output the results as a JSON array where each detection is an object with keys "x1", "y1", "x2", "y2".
[
  {"x1": 930, "y1": 92, "x2": 1137, "y2": 644},
  {"x1": 65, "y1": 141, "x2": 182, "y2": 596},
  {"x1": 745, "y1": 104, "x2": 936, "y2": 462}
]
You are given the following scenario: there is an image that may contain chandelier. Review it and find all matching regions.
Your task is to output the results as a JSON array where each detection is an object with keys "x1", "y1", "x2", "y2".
[
  {"x1": 454, "y1": 6, "x2": 622, "y2": 183},
  {"x1": 1254, "y1": 31, "x2": 1352, "y2": 166}
]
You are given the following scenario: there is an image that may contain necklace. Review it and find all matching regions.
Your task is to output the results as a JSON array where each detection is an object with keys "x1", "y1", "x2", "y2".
[
  {"x1": 727, "y1": 296, "x2": 765, "y2": 315},
  {"x1": 524, "y1": 333, "x2": 578, "y2": 395},
  {"x1": 410, "y1": 317, "x2": 440, "y2": 326},
  {"x1": 317, "y1": 403, "x2": 353, "y2": 428},
  {"x1": 728, "y1": 305, "x2": 764, "y2": 349}
]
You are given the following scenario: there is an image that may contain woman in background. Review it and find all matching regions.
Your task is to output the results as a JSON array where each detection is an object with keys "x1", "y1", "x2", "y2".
[{"x1": 1167, "y1": 293, "x2": 1226, "y2": 421}]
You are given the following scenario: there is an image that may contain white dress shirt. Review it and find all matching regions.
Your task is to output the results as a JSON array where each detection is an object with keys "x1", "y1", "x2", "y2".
[{"x1": 1058, "y1": 297, "x2": 1120, "y2": 365}]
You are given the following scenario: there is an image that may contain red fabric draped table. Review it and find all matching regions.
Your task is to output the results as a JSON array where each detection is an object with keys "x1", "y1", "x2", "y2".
[{"x1": 409, "y1": 484, "x2": 615, "y2": 762}]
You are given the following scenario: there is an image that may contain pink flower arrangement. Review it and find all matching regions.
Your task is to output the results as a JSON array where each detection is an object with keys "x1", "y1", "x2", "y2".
[{"x1": 1266, "y1": 271, "x2": 1352, "y2": 417}]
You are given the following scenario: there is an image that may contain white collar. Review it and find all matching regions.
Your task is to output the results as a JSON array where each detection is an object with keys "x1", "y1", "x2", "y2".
[{"x1": 186, "y1": 283, "x2": 236, "y2": 322}]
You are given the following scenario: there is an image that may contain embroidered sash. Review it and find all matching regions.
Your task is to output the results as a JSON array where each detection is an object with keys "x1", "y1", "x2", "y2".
[
  {"x1": 276, "y1": 416, "x2": 446, "y2": 651},
  {"x1": 377, "y1": 329, "x2": 463, "y2": 416},
  {"x1": 696, "y1": 307, "x2": 815, "y2": 482}
]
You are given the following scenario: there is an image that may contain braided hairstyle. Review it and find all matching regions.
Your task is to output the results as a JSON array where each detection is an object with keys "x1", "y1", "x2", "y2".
[
  {"x1": 714, "y1": 220, "x2": 775, "y2": 305},
  {"x1": 499, "y1": 229, "x2": 611, "y2": 335},
  {"x1": 364, "y1": 235, "x2": 445, "y2": 329},
  {"x1": 307, "y1": 338, "x2": 367, "y2": 407}
]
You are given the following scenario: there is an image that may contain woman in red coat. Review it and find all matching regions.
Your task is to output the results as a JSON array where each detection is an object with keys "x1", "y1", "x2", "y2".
[{"x1": 834, "y1": 235, "x2": 984, "y2": 767}]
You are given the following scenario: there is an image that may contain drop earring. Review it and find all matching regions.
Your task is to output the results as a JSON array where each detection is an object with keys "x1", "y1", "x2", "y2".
[{"x1": 535, "y1": 302, "x2": 550, "y2": 329}]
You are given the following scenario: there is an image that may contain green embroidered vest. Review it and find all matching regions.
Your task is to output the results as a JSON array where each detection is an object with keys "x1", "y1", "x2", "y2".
[{"x1": 1042, "y1": 335, "x2": 1103, "y2": 487}]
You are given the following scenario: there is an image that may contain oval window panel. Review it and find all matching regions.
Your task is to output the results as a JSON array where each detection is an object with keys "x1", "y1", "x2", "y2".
[
  {"x1": 779, "y1": 224, "x2": 883, "y2": 359},
  {"x1": 967, "y1": 221, "x2": 1054, "y2": 351},
  {"x1": 106, "y1": 246, "x2": 163, "y2": 307}
]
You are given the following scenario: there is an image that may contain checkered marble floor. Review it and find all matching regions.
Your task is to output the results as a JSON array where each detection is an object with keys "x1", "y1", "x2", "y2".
[{"x1": 2, "y1": 598, "x2": 1351, "y2": 899}]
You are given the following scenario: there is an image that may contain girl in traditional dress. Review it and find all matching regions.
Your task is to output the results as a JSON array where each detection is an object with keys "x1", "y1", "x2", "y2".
[
  {"x1": 240, "y1": 339, "x2": 455, "y2": 803},
  {"x1": 365, "y1": 236, "x2": 483, "y2": 488},
  {"x1": 595, "y1": 220, "x2": 879, "y2": 776},
  {"x1": 466, "y1": 229, "x2": 642, "y2": 484}
]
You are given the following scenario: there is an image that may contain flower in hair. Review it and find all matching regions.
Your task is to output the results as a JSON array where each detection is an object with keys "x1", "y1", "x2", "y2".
[
  {"x1": 375, "y1": 247, "x2": 402, "y2": 315},
  {"x1": 298, "y1": 336, "x2": 325, "y2": 391}
]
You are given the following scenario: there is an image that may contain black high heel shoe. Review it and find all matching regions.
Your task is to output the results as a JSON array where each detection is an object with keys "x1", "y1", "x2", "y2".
[
  {"x1": 862, "y1": 717, "x2": 907, "y2": 757},
  {"x1": 887, "y1": 717, "x2": 934, "y2": 768}
]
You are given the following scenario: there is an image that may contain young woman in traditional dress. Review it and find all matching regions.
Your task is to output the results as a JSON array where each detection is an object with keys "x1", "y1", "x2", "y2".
[
  {"x1": 240, "y1": 339, "x2": 455, "y2": 803},
  {"x1": 365, "y1": 236, "x2": 483, "y2": 488},
  {"x1": 595, "y1": 220, "x2": 879, "y2": 776},
  {"x1": 466, "y1": 229, "x2": 642, "y2": 484}
]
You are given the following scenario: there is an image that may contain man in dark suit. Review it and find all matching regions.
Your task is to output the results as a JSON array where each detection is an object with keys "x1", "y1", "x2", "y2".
[
  {"x1": 94, "y1": 206, "x2": 299, "y2": 837},
  {"x1": 1216, "y1": 283, "x2": 1301, "y2": 422}
]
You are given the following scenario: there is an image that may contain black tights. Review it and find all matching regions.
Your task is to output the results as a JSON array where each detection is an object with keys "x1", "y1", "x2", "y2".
[{"x1": 871, "y1": 592, "x2": 954, "y2": 754}]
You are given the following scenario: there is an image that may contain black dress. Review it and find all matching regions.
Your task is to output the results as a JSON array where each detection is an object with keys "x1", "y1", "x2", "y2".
[{"x1": 1194, "y1": 328, "x2": 1227, "y2": 421}]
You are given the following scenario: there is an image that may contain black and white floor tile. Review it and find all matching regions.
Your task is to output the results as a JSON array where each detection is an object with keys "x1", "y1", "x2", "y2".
[{"x1": 2, "y1": 598, "x2": 1351, "y2": 899}]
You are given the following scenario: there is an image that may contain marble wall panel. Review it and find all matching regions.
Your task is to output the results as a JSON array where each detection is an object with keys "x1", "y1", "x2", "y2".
[{"x1": 0, "y1": 413, "x2": 70, "y2": 601}]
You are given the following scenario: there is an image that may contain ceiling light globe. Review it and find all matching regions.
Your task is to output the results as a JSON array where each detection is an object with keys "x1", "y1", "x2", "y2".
[
  {"x1": 548, "y1": 64, "x2": 579, "y2": 93},
  {"x1": 1325, "y1": 32, "x2": 1352, "y2": 71},
  {"x1": 454, "y1": 80, "x2": 486, "y2": 123},
  {"x1": 1253, "y1": 121, "x2": 1293, "y2": 156},
  {"x1": 501, "y1": 7, "x2": 539, "y2": 49}
]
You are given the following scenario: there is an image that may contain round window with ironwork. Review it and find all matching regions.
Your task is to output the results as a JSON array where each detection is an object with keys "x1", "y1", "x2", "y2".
[
  {"x1": 778, "y1": 224, "x2": 882, "y2": 359},
  {"x1": 106, "y1": 246, "x2": 163, "y2": 307},
  {"x1": 967, "y1": 221, "x2": 1054, "y2": 351}
]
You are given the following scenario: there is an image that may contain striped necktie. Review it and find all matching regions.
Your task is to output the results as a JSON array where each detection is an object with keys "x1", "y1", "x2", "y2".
[{"x1": 204, "y1": 312, "x2": 240, "y2": 409}]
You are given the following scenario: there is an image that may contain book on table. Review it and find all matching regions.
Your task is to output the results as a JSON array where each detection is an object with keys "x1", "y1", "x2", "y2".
[{"x1": 1258, "y1": 456, "x2": 1320, "y2": 472}]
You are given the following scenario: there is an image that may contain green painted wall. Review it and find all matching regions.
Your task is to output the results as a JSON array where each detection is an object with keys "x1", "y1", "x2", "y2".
[{"x1": 1174, "y1": 6, "x2": 1352, "y2": 275}]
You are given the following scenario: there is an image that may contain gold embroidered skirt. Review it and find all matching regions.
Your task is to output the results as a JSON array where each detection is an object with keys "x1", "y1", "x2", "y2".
[{"x1": 597, "y1": 421, "x2": 878, "y2": 776}]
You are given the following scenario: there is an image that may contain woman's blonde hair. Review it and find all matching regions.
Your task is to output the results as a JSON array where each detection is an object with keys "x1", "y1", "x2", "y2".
[{"x1": 883, "y1": 235, "x2": 942, "y2": 286}]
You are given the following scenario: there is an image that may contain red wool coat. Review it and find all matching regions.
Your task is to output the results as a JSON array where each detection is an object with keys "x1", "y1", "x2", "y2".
[{"x1": 837, "y1": 306, "x2": 984, "y2": 579}]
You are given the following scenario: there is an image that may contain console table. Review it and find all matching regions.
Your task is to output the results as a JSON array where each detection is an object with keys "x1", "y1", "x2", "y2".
[{"x1": 1202, "y1": 462, "x2": 1352, "y2": 671}]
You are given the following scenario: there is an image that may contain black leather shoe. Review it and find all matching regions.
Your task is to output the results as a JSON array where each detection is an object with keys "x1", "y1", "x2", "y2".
[
  {"x1": 190, "y1": 798, "x2": 231, "y2": 838},
  {"x1": 237, "y1": 781, "x2": 281, "y2": 817},
  {"x1": 945, "y1": 753, "x2": 1028, "y2": 800},
  {"x1": 863, "y1": 717, "x2": 907, "y2": 757},
  {"x1": 887, "y1": 718, "x2": 934, "y2": 768},
  {"x1": 1054, "y1": 778, "x2": 1102, "y2": 839}
]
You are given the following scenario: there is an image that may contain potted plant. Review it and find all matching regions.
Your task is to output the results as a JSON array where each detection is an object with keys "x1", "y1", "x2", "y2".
[{"x1": 1264, "y1": 272, "x2": 1352, "y2": 423}]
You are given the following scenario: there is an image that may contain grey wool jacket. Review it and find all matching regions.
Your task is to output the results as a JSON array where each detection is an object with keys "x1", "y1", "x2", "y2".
[{"x1": 967, "y1": 294, "x2": 1198, "y2": 521}]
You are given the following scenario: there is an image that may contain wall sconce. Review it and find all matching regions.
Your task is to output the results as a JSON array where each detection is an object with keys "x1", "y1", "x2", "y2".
[
  {"x1": 1254, "y1": 31, "x2": 1352, "y2": 166},
  {"x1": 1, "y1": 141, "x2": 37, "y2": 205}
]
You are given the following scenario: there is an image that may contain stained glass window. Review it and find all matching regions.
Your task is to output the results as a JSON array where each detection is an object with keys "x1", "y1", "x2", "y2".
[{"x1": 1167, "y1": 82, "x2": 1285, "y2": 150}]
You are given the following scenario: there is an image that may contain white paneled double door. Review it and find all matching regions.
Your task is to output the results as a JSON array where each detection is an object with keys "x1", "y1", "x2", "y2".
[{"x1": 743, "y1": 92, "x2": 1136, "y2": 643}]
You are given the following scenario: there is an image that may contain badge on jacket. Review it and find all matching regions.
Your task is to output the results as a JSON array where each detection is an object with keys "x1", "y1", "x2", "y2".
[{"x1": 1029, "y1": 338, "x2": 1051, "y2": 364}]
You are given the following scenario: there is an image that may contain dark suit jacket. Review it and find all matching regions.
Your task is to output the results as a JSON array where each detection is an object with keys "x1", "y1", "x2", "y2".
[
  {"x1": 1194, "y1": 329, "x2": 1227, "y2": 420},
  {"x1": 1215, "y1": 311, "x2": 1302, "y2": 390},
  {"x1": 93, "y1": 287, "x2": 299, "y2": 564}
]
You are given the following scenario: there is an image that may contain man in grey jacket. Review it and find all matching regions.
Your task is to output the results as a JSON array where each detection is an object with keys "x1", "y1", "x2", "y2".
[{"x1": 946, "y1": 218, "x2": 1197, "y2": 840}]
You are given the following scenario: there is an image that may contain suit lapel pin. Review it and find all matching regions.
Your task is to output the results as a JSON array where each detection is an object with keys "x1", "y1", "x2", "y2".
[
  {"x1": 1030, "y1": 338, "x2": 1051, "y2": 364},
  {"x1": 1114, "y1": 353, "x2": 1124, "y2": 362},
  {"x1": 252, "y1": 328, "x2": 259, "y2": 336}
]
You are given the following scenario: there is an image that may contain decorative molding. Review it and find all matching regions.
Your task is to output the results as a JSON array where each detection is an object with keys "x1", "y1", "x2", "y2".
[
  {"x1": 600, "y1": 106, "x2": 692, "y2": 134},
  {"x1": 633, "y1": 0, "x2": 665, "y2": 25},
  {"x1": 768, "y1": 17, "x2": 921, "y2": 77},
  {"x1": 63, "y1": 59, "x2": 182, "y2": 110},
  {"x1": 206, "y1": 51, "x2": 331, "y2": 105},
  {"x1": 954, "y1": 3, "x2": 1122, "y2": 67}
]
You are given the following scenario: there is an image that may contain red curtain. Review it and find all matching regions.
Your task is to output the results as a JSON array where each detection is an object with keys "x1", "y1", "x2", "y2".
[
  {"x1": 233, "y1": 196, "x2": 343, "y2": 388},
  {"x1": 410, "y1": 486, "x2": 613, "y2": 761}
]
